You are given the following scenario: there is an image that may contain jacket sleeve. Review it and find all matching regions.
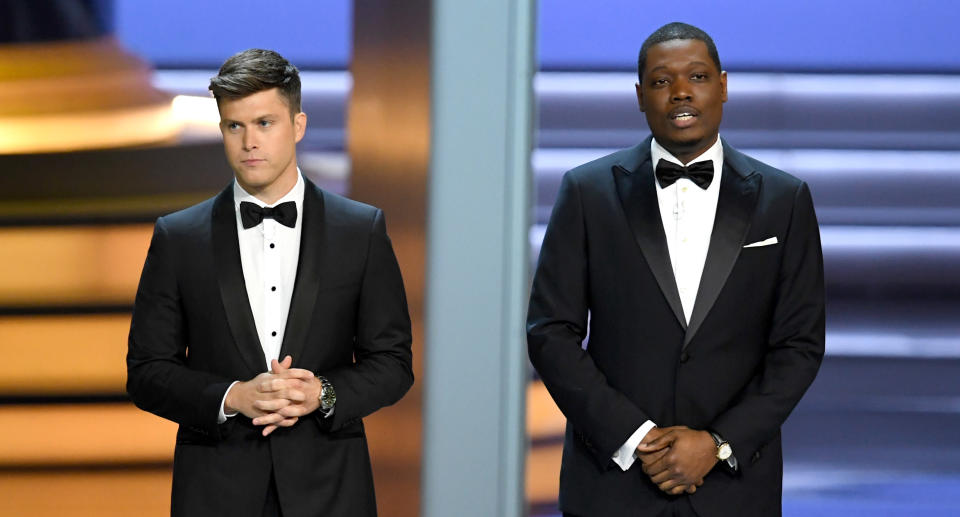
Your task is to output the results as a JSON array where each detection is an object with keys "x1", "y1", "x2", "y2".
[
  {"x1": 710, "y1": 181, "x2": 826, "y2": 461},
  {"x1": 126, "y1": 217, "x2": 234, "y2": 438},
  {"x1": 315, "y1": 209, "x2": 414, "y2": 432},
  {"x1": 527, "y1": 172, "x2": 651, "y2": 467}
]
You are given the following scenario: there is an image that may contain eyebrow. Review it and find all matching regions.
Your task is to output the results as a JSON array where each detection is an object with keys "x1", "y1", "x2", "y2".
[
  {"x1": 648, "y1": 61, "x2": 713, "y2": 73},
  {"x1": 220, "y1": 113, "x2": 279, "y2": 125}
]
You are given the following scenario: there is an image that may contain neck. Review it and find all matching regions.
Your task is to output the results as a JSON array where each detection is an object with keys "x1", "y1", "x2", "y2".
[{"x1": 660, "y1": 135, "x2": 718, "y2": 165}]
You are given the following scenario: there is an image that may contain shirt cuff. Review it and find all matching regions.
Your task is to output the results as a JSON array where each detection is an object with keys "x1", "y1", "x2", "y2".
[
  {"x1": 218, "y1": 380, "x2": 240, "y2": 424},
  {"x1": 612, "y1": 419, "x2": 657, "y2": 471}
]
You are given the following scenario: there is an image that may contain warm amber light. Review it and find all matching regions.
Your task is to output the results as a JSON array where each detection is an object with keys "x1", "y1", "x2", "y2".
[
  {"x1": 0, "y1": 314, "x2": 132, "y2": 394},
  {"x1": 0, "y1": 104, "x2": 181, "y2": 154},
  {"x1": 526, "y1": 381, "x2": 565, "y2": 503},
  {"x1": 0, "y1": 403, "x2": 175, "y2": 465},
  {"x1": 0, "y1": 37, "x2": 183, "y2": 153},
  {"x1": 0, "y1": 224, "x2": 153, "y2": 307},
  {"x1": 0, "y1": 470, "x2": 173, "y2": 517}
]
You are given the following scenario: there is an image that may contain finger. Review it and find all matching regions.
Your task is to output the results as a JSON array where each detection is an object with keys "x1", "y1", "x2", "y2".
[
  {"x1": 638, "y1": 448, "x2": 669, "y2": 466},
  {"x1": 284, "y1": 389, "x2": 306, "y2": 402},
  {"x1": 636, "y1": 439, "x2": 671, "y2": 453},
  {"x1": 643, "y1": 430, "x2": 679, "y2": 450},
  {"x1": 253, "y1": 398, "x2": 291, "y2": 412},
  {"x1": 275, "y1": 368, "x2": 315, "y2": 380},
  {"x1": 669, "y1": 484, "x2": 688, "y2": 496},
  {"x1": 275, "y1": 416, "x2": 299, "y2": 427},
  {"x1": 650, "y1": 467, "x2": 677, "y2": 485},
  {"x1": 270, "y1": 359, "x2": 281, "y2": 374},
  {"x1": 260, "y1": 377, "x2": 304, "y2": 393},
  {"x1": 258, "y1": 378, "x2": 285, "y2": 393},
  {"x1": 657, "y1": 478, "x2": 682, "y2": 493},
  {"x1": 277, "y1": 405, "x2": 308, "y2": 418},
  {"x1": 643, "y1": 450, "x2": 673, "y2": 477},
  {"x1": 252, "y1": 412, "x2": 287, "y2": 426},
  {"x1": 261, "y1": 415, "x2": 298, "y2": 436},
  {"x1": 280, "y1": 355, "x2": 293, "y2": 369}
]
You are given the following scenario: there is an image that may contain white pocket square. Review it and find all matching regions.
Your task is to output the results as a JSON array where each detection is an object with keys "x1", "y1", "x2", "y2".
[{"x1": 743, "y1": 236, "x2": 778, "y2": 248}]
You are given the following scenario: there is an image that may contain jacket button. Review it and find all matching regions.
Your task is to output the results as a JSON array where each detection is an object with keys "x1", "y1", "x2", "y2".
[
  {"x1": 680, "y1": 351, "x2": 690, "y2": 363},
  {"x1": 752, "y1": 451, "x2": 761, "y2": 463}
]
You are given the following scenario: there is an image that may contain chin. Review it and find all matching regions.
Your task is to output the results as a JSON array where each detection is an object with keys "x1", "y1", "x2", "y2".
[{"x1": 667, "y1": 130, "x2": 713, "y2": 147}]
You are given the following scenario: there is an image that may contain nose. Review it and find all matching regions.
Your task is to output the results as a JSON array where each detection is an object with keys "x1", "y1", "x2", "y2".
[
  {"x1": 671, "y1": 78, "x2": 692, "y2": 103},
  {"x1": 242, "y1": 130, "x2": 258, "y2": 151}
]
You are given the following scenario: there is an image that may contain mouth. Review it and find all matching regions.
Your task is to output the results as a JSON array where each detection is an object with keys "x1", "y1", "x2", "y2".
[
  {"x1": 241, "y1": 158, "x2": 264, "y2": 165},
  {"x1": 668, "y1": 107, "x2": 699, "y2": 128}
]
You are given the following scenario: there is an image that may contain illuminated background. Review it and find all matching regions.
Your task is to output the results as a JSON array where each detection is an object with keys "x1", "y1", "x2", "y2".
[{"x1": 1, "y1": 1, "x2": 958, "y2": 516}]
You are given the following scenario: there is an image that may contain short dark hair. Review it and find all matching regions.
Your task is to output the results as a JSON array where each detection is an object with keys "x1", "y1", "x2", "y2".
[
  {"x1": 209, "y1": 49, "x2": 301, "y2": 115},
  {"x1": 637, "y1": 22, "x2": 721, "y2": 82}
]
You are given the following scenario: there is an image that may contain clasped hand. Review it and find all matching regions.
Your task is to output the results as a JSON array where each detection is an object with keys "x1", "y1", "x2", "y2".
[
  {"x1": 635, "y1": 426, "x2": 718, "y2": 495},
  {"x1": 224, "y1": 355, "x2": 322, "y2": 436}
]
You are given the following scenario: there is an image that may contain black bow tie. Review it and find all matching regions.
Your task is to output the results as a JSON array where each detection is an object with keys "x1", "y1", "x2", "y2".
[
  {"x1": 655, "y1": 160, "x2": 714, "y2": 189},
  {"x1": 240, "y1": 201, "x2": 298, "y2": 229}
]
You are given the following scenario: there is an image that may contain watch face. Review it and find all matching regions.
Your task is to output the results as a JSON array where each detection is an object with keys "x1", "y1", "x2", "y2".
[{"x1": 718, "y1": 443, "x2": 732, "y2": 461}]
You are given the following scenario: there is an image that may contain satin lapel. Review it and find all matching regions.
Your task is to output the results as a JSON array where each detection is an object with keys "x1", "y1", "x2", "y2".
[
  {"x1": 683, "y1": 153, "x2": 762, "y2": 349},
  {"x1": 212, "y1": 186, "x2": 267, "y2": 374},
  {"x1": 277, "y1": 181, "x2": 325, "y2": 363},
  {"x1": 613, "y1": 141, "x2": 687, "y2": 330}
]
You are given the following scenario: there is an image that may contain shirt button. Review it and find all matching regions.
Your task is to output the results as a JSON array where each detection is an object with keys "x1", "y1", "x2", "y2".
[
  {"x1": 271, "y1": 286, "x2": 277, "y2": 292},
  {"x1": 680, "y1": 351, "x2": 690, "y2": 363},
  {"x1": 682, "y1": 186, "x2": 688, "y2": 193},
  {"x1": 613, "y1": 451, "x2": 619, "y2": 458},
  {"x1": 682, "y1": 237, "x2": 688, "y2": 243},
  {"x1": 269, "y1": 243, "x2": 275, "y2": 249},
  {"x1": 271, "y1": 331, "x2": 277, "y2": 337}
]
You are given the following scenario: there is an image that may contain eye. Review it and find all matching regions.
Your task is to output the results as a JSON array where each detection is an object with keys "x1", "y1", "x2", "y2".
[
  {"x1": 651, "y1": 78, "x2": 669, "y2": 87},
  {"x1": 226, "y1": 122, "x2": 240, "y2": 132},
  {"x1": 691, "y1": 72, "x2": 707, "y2": 81},
  {"x1": 259, "y1": 120, "x2": 272, "y2": 127}
]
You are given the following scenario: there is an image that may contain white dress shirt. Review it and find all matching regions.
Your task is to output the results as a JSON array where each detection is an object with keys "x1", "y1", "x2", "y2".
[
  {"x1": 218, "y1": 172, "x2": 304, "y2": 422},
  {"x1": 612, "y1": 137, "x2": 724, "y2": 471}
]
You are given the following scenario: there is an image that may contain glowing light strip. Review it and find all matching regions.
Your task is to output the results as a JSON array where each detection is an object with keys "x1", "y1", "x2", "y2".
[
  {"x1": 0, "y1": 103, "x2": 180, "y2": 154},
  {"x1": 535, "y1": 72, "x2": 960, "y2": 96}
]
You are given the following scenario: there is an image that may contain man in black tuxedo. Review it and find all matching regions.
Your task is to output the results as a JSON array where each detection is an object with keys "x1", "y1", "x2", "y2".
[
  {"x1": 527, "y1": 23, "x2": 824, "y2": 517},
  {"x1": 127, "y1": 49, "x2": 413, "y2": 517}
]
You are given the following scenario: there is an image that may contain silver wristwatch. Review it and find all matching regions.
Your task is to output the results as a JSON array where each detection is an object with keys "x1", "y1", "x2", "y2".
[{"x1": 317, "y1": 375, "x2": 336, "y2": 411}]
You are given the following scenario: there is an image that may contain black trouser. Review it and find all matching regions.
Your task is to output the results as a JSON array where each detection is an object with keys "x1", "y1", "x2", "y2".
[
  {"x1": 563, "y1": 498, "x2": 699, "y2": 517},
  {"x1": 262, "y1": 470, "x2": 283, "y2": 517}
]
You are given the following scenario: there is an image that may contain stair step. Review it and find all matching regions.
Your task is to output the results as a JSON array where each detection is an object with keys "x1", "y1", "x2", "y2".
[
  {"x1": 0, "y1": 314, "x2": 132, "y2": 395},
  {"x1": 0, "y1": 403, "x2": 174, "y2": 466},
  {"x1": 0, "y1": 224, "x2": 150, "y2": 309}
]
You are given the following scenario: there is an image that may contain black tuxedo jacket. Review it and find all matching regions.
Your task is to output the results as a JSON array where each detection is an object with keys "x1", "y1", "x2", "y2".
[
  {"x1": 527, "y1": 137, "x2": 825, "y2": 517},
  {"x1": 127, "y1": 180, "x2": 413, "y2": 517}
]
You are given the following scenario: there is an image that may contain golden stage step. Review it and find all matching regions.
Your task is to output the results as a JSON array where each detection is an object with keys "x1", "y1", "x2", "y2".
[
  {"x1": 0, "y1": 403, "x2": 174, "y2": 466},
  {"x1": 0, "y1": 468, "x2": 172, "y2": 517},
  {"x1": 0, "y1": 224, "x2": 152, "y2": 307},
  {"x1": 0, "y1": 314, "x2": 131, "y2": 395}
]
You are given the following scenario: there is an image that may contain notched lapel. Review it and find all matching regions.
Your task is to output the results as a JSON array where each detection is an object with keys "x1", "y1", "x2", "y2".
[
  {"x1": 613, "y1": 149, "x2": 687, "y2": 330},
  {"x1": 211, "y1": 188, "x2": 267, "y2": 374},
  {"x1": 277, "y1": 182, "x2": 326, "y2": 364},
  {"x1": 684, "y1": 162, "x2": 762, "y2": 348}
]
